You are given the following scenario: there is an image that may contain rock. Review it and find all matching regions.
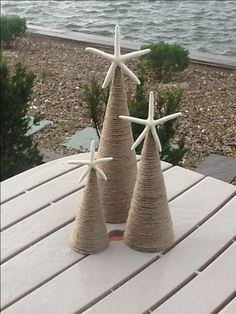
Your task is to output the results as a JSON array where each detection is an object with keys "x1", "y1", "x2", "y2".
[{"x1": 3, "y1": 34, "x2": 236, "y2": 168}]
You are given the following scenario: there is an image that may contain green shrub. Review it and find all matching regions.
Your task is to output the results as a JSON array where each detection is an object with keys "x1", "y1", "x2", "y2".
[
  {"x1": 83, "y1": 76, "x2": 109, "y2": 139},
  {"x1": 129, "y1": 73, "x2": 149, "y2": 154},
  {"x1": 155, "y1": 89, "x2": 187, "y2": 165},
  {"x1": 0, "y1": 15, "x2": 27, "y2": 48},
  {"x1": 0, "y1": 54, "x2": 42, "y2": 181},
  {"x1": 82, "y1": 73, "x2": 186, "y2": 165},
  {"x1": 129, "y1": 73, "x2": 187, "y2": 165},
  {"x1": 141, "y1": 42, "x2": 190, "y2": 82}
]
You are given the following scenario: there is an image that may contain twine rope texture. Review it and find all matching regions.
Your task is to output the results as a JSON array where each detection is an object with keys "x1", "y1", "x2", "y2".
[
  {"x1": 70, "y1": 169, "x2": 109, "y2": 254},
  {"x1": 124, "y1": 130, "x2": 174, "y2": 252},
  {"x1": 98, "y1": 67, "x2": 137, "y2": 223}
]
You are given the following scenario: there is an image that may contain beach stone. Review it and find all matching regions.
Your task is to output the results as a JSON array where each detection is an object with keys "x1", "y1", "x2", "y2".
[
  {"x1": 62, "y1": 127, "x2": 99, "y2": 152},
  {"x1": 3, "y1": 34, "x2": 235, "y2": 169},
  {"x1": 27, "y1": 116, "x2": 52, "y2": 136},
  {"x1": 195, "y1": 154, "x2": 236, "y2": 183}
]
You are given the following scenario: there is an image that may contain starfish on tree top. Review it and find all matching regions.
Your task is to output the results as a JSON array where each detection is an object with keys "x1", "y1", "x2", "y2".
[
  {"x1": 68, "y1": 140, "x2": 113, "y2": 183},
  {"x1": 85, "y1": 25, "x2": 150, "y2": 88},
  {"x1": 119, "y1": 91, "x2": 182, "y2": 152}
]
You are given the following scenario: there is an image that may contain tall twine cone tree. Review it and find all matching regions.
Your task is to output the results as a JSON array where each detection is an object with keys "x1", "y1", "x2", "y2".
[
  {"x1": 120, "y1": 92, "x2": 182, "y2": 252},
  {"x1": 68, "y1": 140, "x2": 113, "y2": 254},
  {"x1": 86, "y1": 25, "x2": 150, "y2": 223}
]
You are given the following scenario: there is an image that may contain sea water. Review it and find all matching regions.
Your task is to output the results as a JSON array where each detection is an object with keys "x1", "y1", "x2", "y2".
[{"x1": 2, "y1": 0, "x2": 236, "y2": 56}]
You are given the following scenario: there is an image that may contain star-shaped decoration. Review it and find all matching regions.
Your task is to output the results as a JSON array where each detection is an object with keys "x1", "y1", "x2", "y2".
[
  {"x1": 119, "y1": 91, "x2": 182, "y2": 152},
  {"x1": 85, "y1": 25, "x2": 150, "y2": 88},
  {"x1": 68, "y1": 140, "x2": 113, "y2": 183}
]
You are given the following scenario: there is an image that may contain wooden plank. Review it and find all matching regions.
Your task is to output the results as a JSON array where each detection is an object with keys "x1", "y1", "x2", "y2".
[
  {"x1": 0, "y1": 153, "x2": 90, "y2": 203},
  {"x1": 160, "y1": 160, "x2": 173, "y2": 171},
  {"x1": 2, "y1": 192, "x2": 235, "y2": 313},
  {"x1": 1, "y1": 176, "x2": 233, "y2": 307},
  {"x1": 1, "y1": 166, "x2": 86, "y2": 231},
  {"x1": 195, "y1": 154, "x2": 236, "y2": 183},
  {"x1": 170, "y1": 176, "x2": 236, "y2": 239},
  {"x1": 0, "y1": 191, "x2": 123, "y2": 264},
  {"x1": 1, "y1": 224, "x2": 84, "y2": 310},
  {"x1": 0, "y1": 230, "x2": 155, "y2": 311},
  {"x1": 1, "y1": 165, "x2": 199, "y2": 307},
  {"x1": 1, "y1": 165, "x2": 202, "y2": 263},
  {"x1": 1, "y1": 160, "x2": 172, "y2": 231},
  {"x1": 152, "y1": 244, "x2": 236, "y2": 314},
  {"x1": 1, "y1": 191, "x2": 81, "y2": 263},
  {"x1": 162, "y1": 166, "x2": 204, "y2": 201},
  {"x1": 79, "y1": 197, "x2": 236, "y2": 314},
  {"x1": 218, "y1": 298, "x2": 236, "y2": 314},
  {"x1": 1, "y1": 153, "x2": 171, "y2": 204}
]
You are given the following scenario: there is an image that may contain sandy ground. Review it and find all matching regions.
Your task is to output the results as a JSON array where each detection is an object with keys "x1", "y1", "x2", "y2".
[{"x1": 3, "y1": 33, "x2": 236, "y2": 169}]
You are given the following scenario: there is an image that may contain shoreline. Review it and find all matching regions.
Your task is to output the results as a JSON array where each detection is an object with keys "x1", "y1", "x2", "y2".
[
  {"x1": 27, "y1": 26, "x2": 236, "y2": 70},
  {"x1": 3, "y1": 32, "x2": 236, "y2": 169}
]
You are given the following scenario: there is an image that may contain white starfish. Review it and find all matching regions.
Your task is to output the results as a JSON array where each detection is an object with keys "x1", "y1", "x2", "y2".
[
  {"x1": 85, "y1": 25, "x2": 150, "y2": 88},
  {"x1": 119, "y1": 91, "x2": 182, "y2": 152},
  {"x1": 68, "y1": 140, "x2": 113, "y2": 183}
]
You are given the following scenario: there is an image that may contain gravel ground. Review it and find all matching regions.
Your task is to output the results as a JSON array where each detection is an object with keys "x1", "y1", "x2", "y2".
[{"x1": 3, "y1": 34, "x2": 236, "y2": 170}]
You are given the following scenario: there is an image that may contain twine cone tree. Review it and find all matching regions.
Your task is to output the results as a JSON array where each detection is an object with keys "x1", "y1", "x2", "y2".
[
  {"x1": 120, "y1": 92, "x2": 182, "y2": 252},
  {"x1": 68, "y1": 140, "x2": 113, "y2": 254},
  {"x1": 86, "y1": 25, "x2": 150, "y2": 223}
]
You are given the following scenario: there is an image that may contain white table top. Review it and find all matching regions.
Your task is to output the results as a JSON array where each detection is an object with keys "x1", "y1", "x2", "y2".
[{"x1": 1, "y1": 153, "x2": 236, "y2": 314}]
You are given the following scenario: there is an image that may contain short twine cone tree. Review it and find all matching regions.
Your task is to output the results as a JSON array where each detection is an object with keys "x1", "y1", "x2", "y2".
[
  {"x1": 68, "y1": 140, "x2": 112, "y2": 254},
  {"x1": 120, "y1": 92, "x2": 181, "y2": 252},
  {"x1": 86, "y1": 25, "x2": 150, "y2": 223}
]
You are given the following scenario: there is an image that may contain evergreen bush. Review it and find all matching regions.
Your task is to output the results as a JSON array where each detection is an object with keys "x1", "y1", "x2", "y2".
[
  {"x1": 82, "y1": 74, "x2": 186, "y2": 165},
  {"x1": 141, "y1": 42, "x2": 190, "y2": 82},
  {"x1": 129, "y1": 73, "x2": 149, "y2": 153},
  {"x1": 129, "y1": 73, "x2": 187, "y2": 165},
  {"x1": 155, "y1": 89, "x2": 187, "y2": 165},
  {"x1": 83, "y1": 76, "x2": 109, "y2": 138},
  {"x1": 0, "y1": 54, "x2": 42, "y2": 181},
  {"x1": 0, "y1": 15, "x2": 27, "y2": 48}
]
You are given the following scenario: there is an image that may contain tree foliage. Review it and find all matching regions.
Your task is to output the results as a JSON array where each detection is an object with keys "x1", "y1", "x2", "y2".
[
  {"x1": 129, "y1": 74, "x2": 187, "y2": 165},
  {"x1": 0, "y1": 15, "x2": 27, "y2": 49},
  {"x1": 82, "y1": 72, "x2": 187, "y2": 165},
  {"x1": 141, "y1": 42, "x2": 190, "y2": 82},
  {"x1": 83, "y1": 75, "x2": 109, "y2": 138},
  {"x1": 0, "y1": 54, "x2": 42, "y2": 181}
]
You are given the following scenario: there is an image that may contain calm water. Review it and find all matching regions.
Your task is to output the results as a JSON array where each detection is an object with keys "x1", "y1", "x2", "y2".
[{"x1": 2, "y1": 0, "x2": 236, "y2": 56}]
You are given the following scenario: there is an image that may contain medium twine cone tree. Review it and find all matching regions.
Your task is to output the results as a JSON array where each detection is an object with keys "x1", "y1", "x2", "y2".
[
  {"x1": 97, "y1": 67, "x2": 137, "y2": 223},
  {"x1": 124, "y1": 130, "x2": 174, "y2": 252},
  {"x1": 70, "y1": 169, "x2": 109, "y2": 254}
]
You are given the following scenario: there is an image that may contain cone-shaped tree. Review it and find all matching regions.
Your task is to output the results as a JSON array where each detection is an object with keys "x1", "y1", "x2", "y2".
[
  {"x1": 86, "y1": 25, "x2": 150, "y2": 223},
  {"x1": 97, "y1": 67, "x2": 137, "y2": 223},
  {"x1": 70, "y1": 168, "x2": 109, "y2": 254},
  {"x1": 124, "y1": 130, "x2": 174, "y2": 252},
  {"x1": 120, "y1": 91, "x2": 181, "y2": 251}
]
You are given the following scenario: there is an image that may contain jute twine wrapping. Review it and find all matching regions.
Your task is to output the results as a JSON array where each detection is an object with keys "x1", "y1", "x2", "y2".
[
  {"x1": 97, "y1": 67, "x2": 137, "y2": 223},
  {"x1": 70, "y1": 169, "x2": 109, "y2": 254},
  {"x1": 124, "y1": 130, "x2": 174, "y2": 252}
]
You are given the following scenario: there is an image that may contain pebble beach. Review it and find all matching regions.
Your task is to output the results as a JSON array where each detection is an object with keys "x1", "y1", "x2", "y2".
[{"x1": 3, "y1": 33, "x2": 236, "y2": 169}]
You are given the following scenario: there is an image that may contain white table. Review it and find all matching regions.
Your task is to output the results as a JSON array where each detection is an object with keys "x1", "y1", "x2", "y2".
[{"x1": 1, "y1": 153, "x2": 236, "y2": 314}]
